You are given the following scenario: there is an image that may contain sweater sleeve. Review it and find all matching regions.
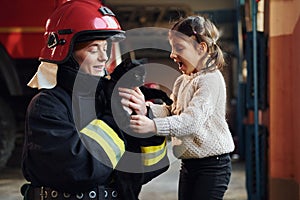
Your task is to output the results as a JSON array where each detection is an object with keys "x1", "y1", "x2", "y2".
[
  {"x1": 149, "y1": 75, "x2": 183, "y2": 118},
  {"x1": 153, "y1": 72, "x2": 221, "y2": 138}
]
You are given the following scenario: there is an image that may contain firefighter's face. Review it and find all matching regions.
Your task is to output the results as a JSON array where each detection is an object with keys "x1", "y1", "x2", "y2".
[{"x1": 73, "y1": 40, "x2": 108, "y2": 77}]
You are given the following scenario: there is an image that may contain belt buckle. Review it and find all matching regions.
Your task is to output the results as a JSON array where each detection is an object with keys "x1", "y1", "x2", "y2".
[{"x1": 40, "y1": 186, "x2": 48, "y2": 200}]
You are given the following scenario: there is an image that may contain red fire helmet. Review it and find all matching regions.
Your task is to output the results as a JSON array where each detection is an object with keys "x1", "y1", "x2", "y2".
[{"x1": 39, "y1": 0, "x2": 125, "y2": 63}]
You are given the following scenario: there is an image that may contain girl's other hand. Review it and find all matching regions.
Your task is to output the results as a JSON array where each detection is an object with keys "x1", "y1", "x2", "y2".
[{"x1": 130, "y1": 115, "x2": 156, "y2": 134}]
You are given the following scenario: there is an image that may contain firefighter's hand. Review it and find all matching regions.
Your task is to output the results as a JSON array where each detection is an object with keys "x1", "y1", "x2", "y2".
[
  {"x1": 130, "y1": 115, "x2": 156, "y2": 134},
  {"x1": 118, "y1": 87, "x2": 147, "y2": 116}
]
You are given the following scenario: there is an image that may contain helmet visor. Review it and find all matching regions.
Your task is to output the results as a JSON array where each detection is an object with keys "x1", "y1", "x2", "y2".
[{"x1": 75, "y1": 30, "x2": 126, "y2": 43}]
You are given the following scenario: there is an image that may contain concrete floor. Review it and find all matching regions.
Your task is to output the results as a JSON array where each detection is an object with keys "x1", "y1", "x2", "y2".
[{"x1": 0, "y1": 150, "x2": 247, "y2": 200}]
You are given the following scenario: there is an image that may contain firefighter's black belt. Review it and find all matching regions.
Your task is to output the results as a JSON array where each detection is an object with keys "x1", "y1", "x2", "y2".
[{"x1": 21, "y1": 183, "x2": 120, "y2": 200}]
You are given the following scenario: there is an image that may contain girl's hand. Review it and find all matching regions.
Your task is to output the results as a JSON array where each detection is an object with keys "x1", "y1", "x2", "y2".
[
  {"x1": 118, "y1": 87, "x2": 147, "y2": 115},
  {"x1": 130, "y1": 115, "x2": 157, "y2": 134}
]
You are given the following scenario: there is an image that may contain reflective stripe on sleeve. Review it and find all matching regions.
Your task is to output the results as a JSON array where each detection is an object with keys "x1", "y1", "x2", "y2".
[
  {"x1": 141, "y1": 138, "x2": 167, "y2": 166},
  {"x1": 80, "y1": 119, "x2": 125, "y2": 168}
]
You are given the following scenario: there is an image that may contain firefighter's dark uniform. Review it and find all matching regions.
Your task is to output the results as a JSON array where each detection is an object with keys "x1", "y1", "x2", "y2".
[{"x1": 21, "y1": 65, "x2": 125, "y2": 200}]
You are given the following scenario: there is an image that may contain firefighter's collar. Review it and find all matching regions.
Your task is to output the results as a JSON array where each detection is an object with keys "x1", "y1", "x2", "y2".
[{"x1": 27, "y1": 62, "x2": 58, "y2": 89}]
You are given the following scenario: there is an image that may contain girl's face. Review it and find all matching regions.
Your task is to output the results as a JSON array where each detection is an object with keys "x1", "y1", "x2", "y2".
[
  {"x1": 169, "y1": 35, "x2": 206, "y2": 75},
  {"x1": 73, "y1": 40, "x2": 108, "y2": 77}
]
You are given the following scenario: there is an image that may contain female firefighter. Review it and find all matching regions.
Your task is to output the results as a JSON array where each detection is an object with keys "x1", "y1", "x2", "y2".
[{"x1": 21, "y1": 1, "x2": 169, "y2": 199}]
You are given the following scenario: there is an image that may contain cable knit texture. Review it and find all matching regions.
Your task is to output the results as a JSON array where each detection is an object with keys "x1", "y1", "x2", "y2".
[{"x1": 151, "y1": 70, "x2": 235, "y2": 159}]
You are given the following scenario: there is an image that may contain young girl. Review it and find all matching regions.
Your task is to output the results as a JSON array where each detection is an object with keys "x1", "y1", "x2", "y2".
[{"x1": 119, "y1": 15, "x2": 235, "y2": 199}]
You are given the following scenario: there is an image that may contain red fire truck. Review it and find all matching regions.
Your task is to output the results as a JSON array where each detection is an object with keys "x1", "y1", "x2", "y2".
[{"x1": 0, "y1": 0, "x2": 71, "y2": 168}]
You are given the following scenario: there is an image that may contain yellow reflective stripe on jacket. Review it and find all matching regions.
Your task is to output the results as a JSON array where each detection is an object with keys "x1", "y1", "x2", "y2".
[
  {"x1": 80, "y1": 119, "x2": 125, "y2": 168},
  {"x1": 90, "y1": 120, "x2": 125, "y2": 150},
  {"x1": 141, "y1": 138, "x2": 167, "y2": 166}
]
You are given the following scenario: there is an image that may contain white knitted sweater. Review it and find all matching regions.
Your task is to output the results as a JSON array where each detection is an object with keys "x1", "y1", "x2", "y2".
[{"x1": 151, "y1": 70, "x2": 235, "y2": 159}]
